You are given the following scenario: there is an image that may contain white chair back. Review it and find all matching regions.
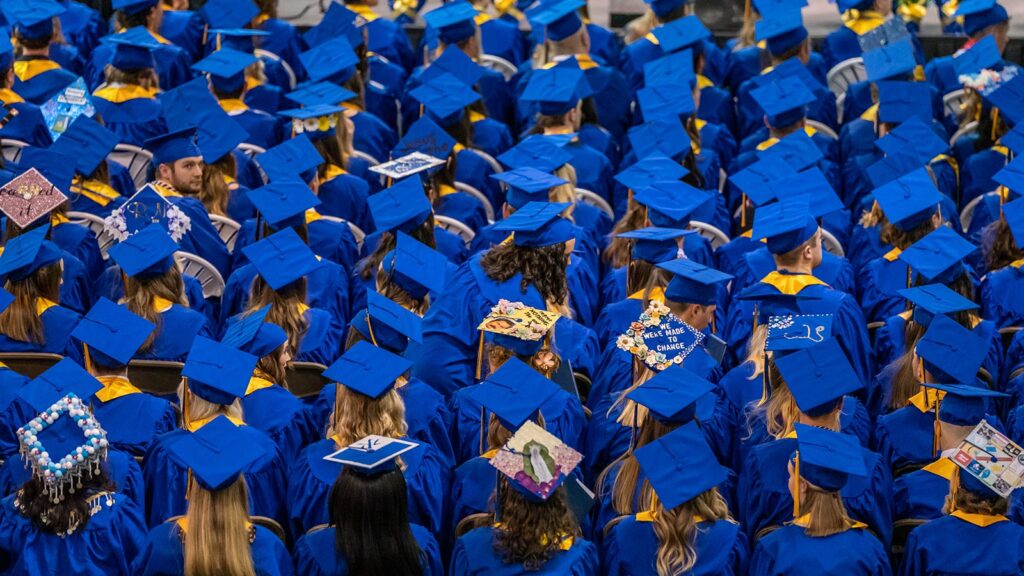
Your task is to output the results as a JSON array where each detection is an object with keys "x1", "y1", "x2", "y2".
[
  {"x1": 107, "y1": 144, "x2": 154, "y2": 190},
  {"x1": 174, "y1": 251, "x2": 226, "y2": 299}
]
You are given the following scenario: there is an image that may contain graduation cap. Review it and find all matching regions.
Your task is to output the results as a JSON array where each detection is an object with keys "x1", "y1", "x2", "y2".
[
  {"x1": 626, "y1": 365, "x2": 715, "y2": 424},
  {"x1": 767, "y1": 169, "x2": 843, "y2": 218},
  {"x1": 915, "y1": 314, "x2": 988, "y2": 385},
  {"x1": 107, "y1": 223, "x2": 178, "y2": 278},
  {"x1": 764, "y1": 313, "x2": 833, "y2": 353},
  {"x1": 409, "y1": 72, "x2": 480, "y2": 126},
  {"x1": 299, "y1": 36, "x2": 359, "y2": 84},
  {"x1": 492, "y1": 202, "x2": 575, "y2": 248},
  {"x1": 368, "y1": 177, "x2": 432, "y2": 233},
  {"x1": 107, "y1": 27, "x2": 160, "y2": 70},
  {"x1": 865, "y1": 150, "x2": 921, "y2": 188},
  {"x1": 856, "y1": 12, "x2": 908, "y2": 51},
  {"x1": 736, "y1": 281, "x2": 823, "y2": 324},
  {"x1": 183, "y1": 337, "x2": 259, "y2": 405},
  {"x1": 527, "y1": 0, "x2": 585, "y2": 41},
  {"x1": 658, "y1": 258, "x2": 732, "y2": 306},
  {"x1": 774, "y1": 338, "x2": 862, "y2": 417},
  {"x1": 49, "y1": 116, "x2": 119, "y2": 177},
  {"x1": 497, "y1": 136, "x2": 573, "y2": 173},
  {"x1": 634, "y1": 420, "x2": 727, "y2": 510},
  {"x1": 637, "y1": 83, "x2": 696, "y2": 121},
  {"x1": 618, "y1": 227, "x2": 689, "y2": 264},
  {"x1": 189, "y1": 110, "x2": 250, "y2": 165},
  {"x1": 285, "y1": 81, "x2": 356, "y2": 108},
  {"x1": 490, "y1": 421, "x2": 582, "y2": 502},
  {"x1": 0, "y1": 225, "x2": 61, "y2": 281},
  {"x1": 279, "y1": 105, "x2": 343, "y2": 141},
  {"x1": 898, "y1": 283, "x2": 979, "y2": 328},
  {"x1": 877, "y1": 81, "x2": 936, "y2": 125},
  {"x1": 872, "y1": 167, "x2": 942, "y2": 232},
  {"x1": 1001, "y1": 124, "x2": 1024, "y2": 156},
  {"x1": 730, "y1": 157, "x2": 797, "y2": 207},
  {"x1": 158, "y1": 78, "x2": 220, "y2": 129},
  {"x1": 206, "y1": 28, "x2": 271, "y2": 54},
  {"x1": 351, "y1": 290, "x2": 423, "y2": 353},
  {"x1": 628, "y1": 119, "x2": 691, "y2": 161},
  {"x1": 643, "y1": 0, "x2": 686, "y2": 18},
  {"x1": 793, "y1": 424, "x2": 866, "y2": 492},
  {"x1": 643, "y1": 50, "x2": 695, "y2": 89},
  {"x1": 633, "y1": 181, "x2": 711, "y2": 229},
  {"x1": 862, "y1": 36, "x2": 916, "y2": 82},
  {"x1": 392, "y1": 115, "x2": 456, "y2": 162},
  {"x1": 324, "y1": 435, "x2": 419, "y2": 476},
  {"x1": 758, "y1": 130, "x2": 822, "y2": 172},
  {"x1": 615, "y1": 300, "x2": 706, "y2": 372},
  {"x1": 168, "y1": 415, "x2": 271, "y2": 491},
  {"x1": 0, "y1": 27, "x2": 12, "y2": 72},
  {"x1": 303, "y1": 2, "x2": 364, "y2": 49},
  {"x1": 492, "y1": 167, "x2": 568, "y2": 210},
  {"x1": 382, "y1": 231, "x2": 450, "y2": 299},
  {"x1": 71, "y1": 298, "x2": 156, "y2": 369},
  {"x1": 923, "y1": 383, "x2": 1007, "y2": 427},
  {"x1": 419, "y1": 45, "x2": 484, "y2": 88},
  {"x1": 465, "y1": 357, "x2": 561, "y2": 430},
  {"x1": 875, "y1": 116, "x2": 947, "y2": 165},
  {"x1": 144, "y1": 127, "x2": 201, "y2": 167},
  {"x1": 994, "y1": 156, "x2": 1024, "y2": 195},
  {"x1": 755, "y1": 6, "x2": 807, "y2": 57},
  {"x1": 478, "y1": 299, "x2": 560, "y2": 357},
  {"x1": 241, "y1": 227, "x2": 323, "y2": 291},
  {"x1": 613, "y1": 155, "x2": 688, "y2": 192},
  {"x1": 256, "y1": 135, "x2": 323, "y2": 183},
  {"x1": 898, "y1": 227, "x2": 976, "y2": 284},
  {"x1": 1003, "y1": 196, "x2": 1024, "y2": 248},
  {"x1": 521, "y1": 67, "x2": 592, "y2": 117},
  {"x1": 193, "y1": 48, "x2": 257, "y2": 94},
  {"x1": 955, "y1": 0, "x2": 1009, "y2": 36},
  {"x1": 423, "y1": 1, "x2": 477, "y2": 45},
  {"x1": 200, "y1": 0, "x2": 259, "y2": 29},
  {"x1": 247, "y1": 178, "x2": 321, "y2": 230},
  {"x1": 17, "y1": 358, "x2": 101, "y2": 414},
  {"x1": 0, "y1": 165, "x2": 68, "y2": 229},
  {"x1": 751, "y1": 198, "x2": 819, "y2": 255},
  {"x1": 2, "y1": 0, "x2": 64, "y2": 41},
  {"x1": 953, "y1": 35, "x2": 1002, "y2": 77},
  {"x1": 324, "y1": 341, "x2": 413, "y2": 399},
  {"x1": 221, "y1": 305, "x2": 288, "y2": 359},
  {"x1": 111, "y1": 0, "x2": 159, "y2": 15},
  {"x1": 651, "y1": 16, "x2": 710, "y2": 54},
  {"x1": 751, "y1": 75, "x2": 816, "y2": 128}
]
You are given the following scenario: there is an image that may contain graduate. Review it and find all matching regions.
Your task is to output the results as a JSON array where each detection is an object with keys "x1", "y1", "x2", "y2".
[
  {"x1": 0, "y1": 362, "x2": 146, "y2": 575},
  {"x1": 924, "y1": 0, "x2": 1011, "y2": 97},
  {"x1": 0, "y1": 33, "x2": 54, "y2": 149},
  {"x1": 3, "y1": 0, "x2": 78, "y2": 105},
  {"x1": 70, "y1": 298, "x2": 177, "y2": 458},
  {"x1": 749, "y1": 425, "x2": 893, "y2": 576},
  {"x1": 194, "y1": 47, "x2": 283, "y2": 150},
  {"x1": 192, "y1": 111, "x2": 258, "y2": 224},
  {"x1": 51, "y1": 116, "x2": 134, "y2": 219},
  {"x1": 90, "y1": 31, "x2": 168, "y2": 146},
  {"x1": 251, "y1": 0, "x2": 307, "y2": 84},
  {"x1": 158, "y1": 0, "x2": 204, "y2": 61},
  {"x1": 221, "y1": 305, "x2": 318, "y2": 465},
  {"x1": 979, "y1": 196, "x2": 1024, "y2": 328},
  {"x1": 87, "y1": 1, "x2": 193, "y2": 92},
  {"x1": 142, "y1": 337, "x2": 288, "y2": 528},
  {"x1": 820, "y1": 0, "x2": 898, "y2": 70},
  {"x1": 602, "y1": 422, "x2": 748, "y2": 576},
  {"x1": 286, "y1": 342, "x2": 449, "y2": 538},
  {"x1": 204, "y1": 25, "x2": 289, "y2": 115},
  {"x1": 131, "y1": 416, "x2": 293, "y2": 576},
  {"x1": 293, "y1": 436, "x2": 443, "y2": 576}
]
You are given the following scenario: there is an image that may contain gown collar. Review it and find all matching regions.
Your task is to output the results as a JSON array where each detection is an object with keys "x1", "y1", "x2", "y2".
[{"x1": 95, "y1": 375, "x2": 143, "y2": 403}]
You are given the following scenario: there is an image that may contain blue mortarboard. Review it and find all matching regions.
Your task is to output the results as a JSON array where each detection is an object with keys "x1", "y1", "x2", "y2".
[
  {"x1": 752, "y1": 199, "x2": 819, "y2": 254},
  {"x1": 736, "y1": 281, "x2": 824, "y2": 324},
  {"x1": 751, "y1": 75, "x2": 815, "y2": 127},
  {"x1": 758, "y1": 130, "x2": 822, "y2": 171},
  {"x1": 764, "y1": 313, "x2": 833, "y2": 353},
  {"x1": 651, "y1": 16, "x2": 710, "y2": 54},
  {"x1": 168, "y1": 415, "x2": 271, "y2": 490},
  {"x1": 836, "y1": 0, "x2": 874, "y2": 12},
  {"x1": 193, "y1": 48, "x2": 257, "y2": 94},
  {"x1": 627, "y1": 365, "x2": 715, "y2": 424},
  {"x1": 659, "y1": 258, "x2": 732, "y2": 306},
  {"x1": 767, "y1": 169, "x2": 843, "y2": 218},
  {"x1": 299, "y1": 37, "x2": 358, "y2": 84},
  {"x1": 278, "y1": 105, "x2": 344, "y2": 141},
  {"x1": 352, "y1": 290, "x2": 423, "y2": 352},
  {"x1": 107, "y1": 27, "x2": 159, "y2": 70},
  {"x1": 409, "y1": 72, "x2": 480, "y2": 126},
  {"x1": 527, "y1": 0, "x2": 585, "y2": 41},
  {"x1": 144, "y1": 127, "x2": 201, "y2": 167},
  {"x1": 633, "y1": 181, "x2": 711, "y2": 229},
  {"x1": 158, "y1": 78, "x2": 220, "y2": 128},
  {"x1": 221, "y1": 306, "x2": 288, "y2": 359},
  {"x1": 17, "y1": 358, "x2": 101, "y2": 413},
  {"x1": 922, "y1": 383, "x2": 1007, "y2": 426},
  {"x1": 0, "y1": 27, "x2": 12, "y2": 71},
  {"x1": 303, "y1": 2, "x2": 363, "y2": 49},
  {"x1": 755, "y1": 7, "x2": 808, "y2": 56},
  {"x1": 986, "y1": 76, "x2": 1024, "y2": 126},
  {"x1": 382, "y1": 231, "x2": 450, "y2": 298},
  {"x1": 247, "y1": 178, "x2": 321, "y2": 230},
  {"x1": 1001, "y1": 125, "x2": 1024, "y2": 156},
  {"x1": 618, "y1": 227, "x2": 688, "y2": 264},
  {"x1": 200, "y1": 0, "x2": 259, "y2": 29},
  {"x1": 637, "y1": 83, "x2": 696, "y2": 121},
  {"x1": 392, "y1": 115, "x2": 456, "y2": 161},
  {"x1": 256, "y1": 135, "x2": 323, "y2": 183},
  {"x1": 730, "y1": 157, "x2": 797, "y2": 206},
  {"x1": 285, "y1": 81, "x2": 356, "y2": 107},
  {"x1": 643, "y1": 49, "x2": 695, "y2": 89},
  {"x1": 614, "y1": 155, "x2": 688, "y2": 192},
  {"x1": 368, "y1": 177, "x2": 432, "y2": 233},
  {"x1": 497, "y1": 137, "x2": 573, "y2": 173},
  {"x1": 628, "y1": 119, "x2": 691, "y2": 162},
  {"x1": 1003, "y1": 196, "x2": 1024, "y2": 247},
  {"x1": 206, "y1": 28, "x2": 270, "y2": 54},
  {"x1": 953, "y1": 35, "x2": 1001, "y2": 77},
  {"x1": 241, "y1": 227, "x2": 322, "y2": 291},
  {"x1": 492, "y1": 202, "x2": 575, "y2": 248},
  {"x1": 190, "y1": 110, "x2": 250, "y2": 164},
  {"x1": 775, "y1": 339, "x2": 862, "y2": 416},
  {"x1": 994, "y1": 156, "x2": 1024, "y2": 195},
  {"x1": 112, "y1": 0, "x2": 158, "y2": 15},
  {"x1": 866, "y1": 150, "x2": 922, "y2": 188},
  {"x1": 521, "y1": 67, "x2": 591, "y2": 117},
  {"x1": 492, "y1": 167, "x2": 568, "y2": 209},
  {"x1": 863, "y1": 37, "x2": 916, "y2": 82},
  {"x1": 0, "y1": 226, "x2": 61, "y2": 281},
  {"x1": 16, "y1": 148, "x2": 75, "y2": 205},
  {"x1": 325, "y1": 341, "x2": 413, "y2": 398},
  {"x1": 635, "y1": 421, "x2": 728, "y2": 510},
  {"x1": 325, "y1": 435, "x2": 420, "y2": 476},
  {"x1": 955, "y1": 0, "x2": 1009, "y2": 36},
  {"x1": 420, "y1": 45, "x2": 484, "y2": 88},
  {"x1": 49, "y1": 116, "x2": 118, "y2": 177},
  {"x1": 899, "y1": 284, "x2": 978, "y2": 328},
  {"x1": 465, "y1": 357, "x2": 560, "y2": 429},
  {"x1": 794, "y1": 424, "x2": 866, "y2": 492},
  {"x1": 183, "y1": 337, "x2": 259, "y2": 405},
  {"x1": 875, "y1": 116, "x2": 947, "y2": 165},
  {"x1": 72, "y1": 298, "x2": 156, "y2": 369},
  {"x1": 423, "y1": 1, "x2": 477, "y2": 44},
  {"x1": 872, "y1": 167, "x2": 942, "y2": 231},
  {"x1": 898, "y1": 227, "x2": 976, "y2": 283},
  {"x1": 877, "y1": 81, "x2": 935, "y2": 124},
  {"x1": 644, "y1": 0, "x2": 685, "y2": 18},
  {"x1": 3, "y1": 0, "x2": 63, "y2": 40},
  {"x1": 107, "y1": 223, "x2": 178, "y2": 278},
  {"x1": 915, "y1": 314, "x2": 988, "y2": 384}
]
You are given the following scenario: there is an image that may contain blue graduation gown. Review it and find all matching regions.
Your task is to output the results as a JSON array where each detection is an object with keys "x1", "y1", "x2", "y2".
[
  {"x1": 57, "y1": 0, "x2": 108, "y2": 57},
  {"x1": 469, "y1": 117, "x2": 514, "y2": 159},
  {"x1": 857, "y1": 254, "x2": 914, "y2": 323},
  {"x1": 980, "y1": 263, "x2": 1024, "y2": 329},
  {"x1": 52, "y1": 219, "x2": 104, "y2": 284},
  {"x1": 750, "y1": 523, "x2": 892, "y2": 576},
  {"x1": 70, "y1": 174, "x2": 129, "y2": 219},
  {"x1": 12, "y1": 58, "x2": 78, "y2": 105},
  {"x1": 873, "y1": 404, "x2": 936, "y2": 474},
  {"x1": 91, "y1": 89, "x2": 167, "y2": 147},
  {"x1": 255, "y1": 18, "x2": 306, "y2": 83},
  {"x1": 0, "y1": 491, "x2": 147, "y2": 576},
  {"x1": 159, "y1": 10, "x2": 203, "y2": 61},
  {"x1": 233, "y1": 217, "x2": 360, "y2": 273},
  {"x1": 449, "y1": 455, "x2": 498, "y2": 535},
  {"x1": 316, "y1": 168, "x2": 374, "y2": 235},
  {"x1": 873, "y1": 314, "x2": 1002, "y2": 387},
  {"x1": 242, "y1": 381, "x2": 318, "y2": 466},
  {"x1": 437, "y1": 188, "x2": 489, "y2": 233},
  {"x1": 132, "y1": 522, "x2": 293, "y2": 576},
  {"x1": 365, "y1": 56, "x2": 407, "y2": 133},
  {"x1": 92, "y1": 386, "x2": 177, "y2": 458},
  {"x1": 893, "y1": 459, "x2": 956, "y2": 522},
  {"x1": 0, "y1": 91, "x2": 53, "y2": 148},
  {"x1": 350, "y1": 108, "x2": 398, "y2": 165},
  {"x1": 220, "y1": 260, "x2": 351, "y2": 332},
  {"x1": 293, "y1": 523, "x2": 442, "y2": 576},
  {"x1": 224, "y1": 308, "x2": 343, "y2": 366},
  {"x1": 454, "y1": 148, "x2": 501, "y2": 217},
  {"x1": 734, "y1": 248, "x2": 855, "y2": 298},
  {"x1": 450, "y1": 526, "x2": 598, "y2": 575},
  {"x1": 0, "y1": 448, "x2": 143, "y2": 510},
  {"x1": 603, "y1": 516, "x2": 748, "y2": 576},
  {"x1": 900, "y1": 513, "x2": 1024, "y2": 576},
  {"x1": 156, "y1": 194, "x2": 233, "y2": 279},
  {"x1": 142, "y1": 423, "x2": 287, "y2": 528},
  {"x1": 86, "y1": 35, "x2": 193, "y2": 92},
  {"x1": 224, "y1": 103, "x2": 283, "y2": 150},
  {"x1": 0, "y1": 302, "x2": 80, "y2": 357},
  {"x1": 961, "y1": 148, "x2": 1008, "y2": 207},
  {"x1": 286, "y1": 437, "x2": 449, "y2": 537}
]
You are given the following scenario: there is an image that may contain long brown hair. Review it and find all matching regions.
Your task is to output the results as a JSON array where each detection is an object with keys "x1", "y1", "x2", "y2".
[
  {"x1": 244, "y1": 276, "x2": 309, "y2": 355},
  {"x1": 981, "y1": 217, "x2": 1023, "y2": 272},
  {"x1": 328, "y1": 384, "x2": 408, "y2": 445},
  {"x1": 183, "y1": 477, "x2": 256, "y2": 576},
  {"x1": 17, "y1": 460, "x2": 116, "y2": 536},
  {"x1": 0, "y1": 261, "x2": 62, "y2": 344},
  {"x1": 312, "y1": 126, "x2": 352, "y2": 172},
  {"x1": 798, "y1": 483, "x2": 853, "y2": 538},
  {"x1": 480, "y1": 242, "x2": 569, "y2": 310},
  {"x1": 255, "y1": 346, "x2": 288, "y2": 389},
  {"x1": 746, "y1": 356, "x2": 801, "y2": 440},
  {"x1": 604, "y1": 417, "x2": 675, "y2": 517},
  {"x1": 200, "y1": 153, "x2": 237, "y2": 217},
  {"x1": 944, "y1": 469, "x2": 1009, "y2": 515},
  {"x1": 604, "y1": 203, "x2": 649, "y2": 268},
  {"x1": 358, "y1": 220, "x2": 438, "y2": 281},
  {"x1": 492, "y1": 478, "x2": 580, "y2": 570},
  {"x1": 886, "y1": 320, "x2": 927, "y2": 411},
  {"x1": 375, "y1": 266, "x2": 430, "y2": 316},
  {"x1": 122, "y1": 267, "x2": 188, "y2": 351},
  {"x1": 103, "y1": 66, "x2": 159, "y2": 91},
  {"x1": 653, "y1": 489, "x2": 733, "y2": 576}
]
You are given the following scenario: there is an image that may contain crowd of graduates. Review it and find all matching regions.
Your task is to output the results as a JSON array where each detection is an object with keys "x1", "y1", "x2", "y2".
[{"x1": 0, "y1": 0, "x2": 1019, "y2": 573}]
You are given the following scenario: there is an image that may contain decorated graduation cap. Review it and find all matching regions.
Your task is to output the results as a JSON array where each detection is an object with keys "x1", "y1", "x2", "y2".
[
  {"x1": 775, "y1": 338, "x2": 862, "y2": 416},
  {"x1": 637, "y1": 82, "x2": 696, "y2": 121},
  {"x1": 325, "y1": 341, "x2": 413, "y2": 399},
  {"x1": 303, "y1": 1, "x2": 364, "y2": 49},
  {"x1": 193, "y1": 48, "x2": 257, "y2": 94},
  {"x1": 168, "y1": 415, "x2": 270, "y2": 491},
  {"x1": 497, "y1": 137, "x2": 573, "y2": 173},
  {"x1": 409, "y1": 73, "x2": 481, "y2": 127},
  {"x1": 221, "y1": 305, "x2": 288, "y2": 359},
  {"x1": 521, "y1": 66, "x2": 592, "y2": 117},
  {"x1": 107, "y1": 27, "x2": 160, "y2": 71},
  {"x1": 299, "y1": 36, "x2": 359, "y2": 85},
  {"x1": 628, "y1": 119, "x2": 691, "y2": 161},
  {"x1": 423, "y1": 1, "x2": 477, "y2": 45},
  {"x1": 633, "y1": 181, "x2": 711, "y2": 229},
  {"x1": 256, "y1": 134, "x2": 323, "y2": 184},
  {"x1": 752, "y1": 198, "x2": 819, "y2": 255},
  {"x1": 381, "y1": 231, "x2": 450, "y2": 299},
  {"x1": 764, "y1": 313, "x2": 833, "y2": 355},
  {"x1": 0, "y1": 164, "x2": 68, "y2": 230},
  {"x1": 792, "y1": 424, "x2": 866, "y2": 492},
  {"x1": 626, "y1": 364, "x2": 714, "y2": 425},
  {"x1": 49, "y1": 116, "x2": 119, "y2": 177},
  {"x1": 493, "y1": 201, "x2": 575, "y2": 248},
  {"x1": 1003, "y1": 196, "x2": 1024, "y2": 248},
  {"x1": 915, "y1": 314, "x2": 988, "y2": 385},
  {"x1": 758, "y1": 129, "x2": 822, "y2": 171},
  {"x1": 955, "y1": 0, "x2": 1009, "y2": 36},
  {"x1": 751, "y1": 75, "x2": 816, "y2": 128},
  {"x1": 392, "y1": 115, "x2": 456, "y2": 164},
  {"x1": 872, "y1": 167, "x2": 942, "y2": 232},
  {"x1": 490, "y1": 421, "x2": 582, "y2": 502},
  {"x1": 465, "y1": 357, "x2": 561, "y2": 430},
  {"x1": 899, "y1": 283, "x2": 978, "y2": 328},
  {"x1": 478, "y1": 299, "x2": 560, "y2": 357},
  {"x1": 953, "y1": 35, "x2": 1002, "y2": 77},
  {"x1": 247, "y1": 178, "x2": 321, "y2": 230},
  {"x1": 183, "y1": 336, "x2": 258, "y2": 405},
  {"x1": 651, "y1": 15, "x2": 710, "y2": 53},
  {"x1": 921, "y1": 383, "x2": 1006, "y2": 426},
  {"x1": 351, "y1": 290, "x2": 423, "y2": 353},
  {"x1": 200, "y1": 0, "x2": 259, "y2": 29},
  {"x1": 285, "y1": 81, "x2": 356, "y2": 108},
  {"x1": 279, "y1": 104, "x2": 344, "y2": 141},
  {"x1": 616, "y1": 300, "x2": 706, "y2": 372},
  {"x1": 368, "y1": 177, "x2": 432, "y2": 233},
  {"x1": 658, "y1": 258, "x2": 733, "y2": 306},
  {"x1": 875, "y1": 116, "x2": 947, "y2": 165},
  {"x1": 618, "y1": 227, "x2": 688, "y2": 264},
  {"x1": 862, "y1": 37, "x2": 916, "y2": 82},
  {"x1": 107, "y1": 223, "x2": 178, "y2": 278},
  {"x1": 492, "y1": 167, "x2": 568, "y2": 210},
  {"x1": 877, "y1": 81, "x2": 935, "y2": 124},
  {"x1": 614, "y1": 155, "x2": 688, "y2": 192},
  {"x1": 635, "y1": 420, "x2": 727, "y2": 510},
  {"x1": 2, "y1": 0, "x2": 64, "y2": 41},
  {"x1": 527, "y1": 0, "x2": 585, "y2": 41},
  {"x1": 144, "y1": 127, "x2": 201, "y2": 167},
  {"x1": 0, "y1": 225, "x2": 61, "y2": 281},
  {"x1": 71, "y1": 298, "x2": 156, "y2": 370},
  {"x1": 325, "y1": 435, "x2": 419, "y2": 476},
  {"x1": 755, "y1": 5, "x2": 807, "y2": 57},
  {"x1": 898, "y1": 226, "x2": 976, "y2": 284},
  {"x1": 241, "y1": 227, "x2": 322, "y2": 291}
]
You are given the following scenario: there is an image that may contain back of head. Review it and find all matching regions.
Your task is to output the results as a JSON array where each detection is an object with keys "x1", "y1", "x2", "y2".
[{"x1": 184, "y1": 477, "x2": 255, "y2": 576}]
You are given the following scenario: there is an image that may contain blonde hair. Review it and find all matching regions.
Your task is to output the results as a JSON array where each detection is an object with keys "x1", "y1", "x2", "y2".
[
  {"x1": 798, "y1": 482, "x2": 853, "y2": 537},
  {"x1": 746, "y1": 355, "x2": 800, "y2": 440},
  {"x1": 0, "y1": 262, "x2": 62, "y2": 344},
  {"x1": 653, "y1": 489, "x2": 733, "y2": 576},
  {"x1": 245, "y1": 276, "x2": 308, "y2": 356},
  {"x1": 178, "y1": 381, "x2": 244, "y2": 426},
  {"x1": 199, "y1": 154, "x2": 237, "y2": 217},
  {"x1": 603, "y1": 202, "x2": 649, "y2": 268},
  {"x1": 122, "y1": 268, "x2": 189, "y2": 351},
  {"x1": 183, "y1": 477, "x2": 255, "y2": 576},
  {"x1": 328, "y1": 385, "x2": 408, "y2": 445}
]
